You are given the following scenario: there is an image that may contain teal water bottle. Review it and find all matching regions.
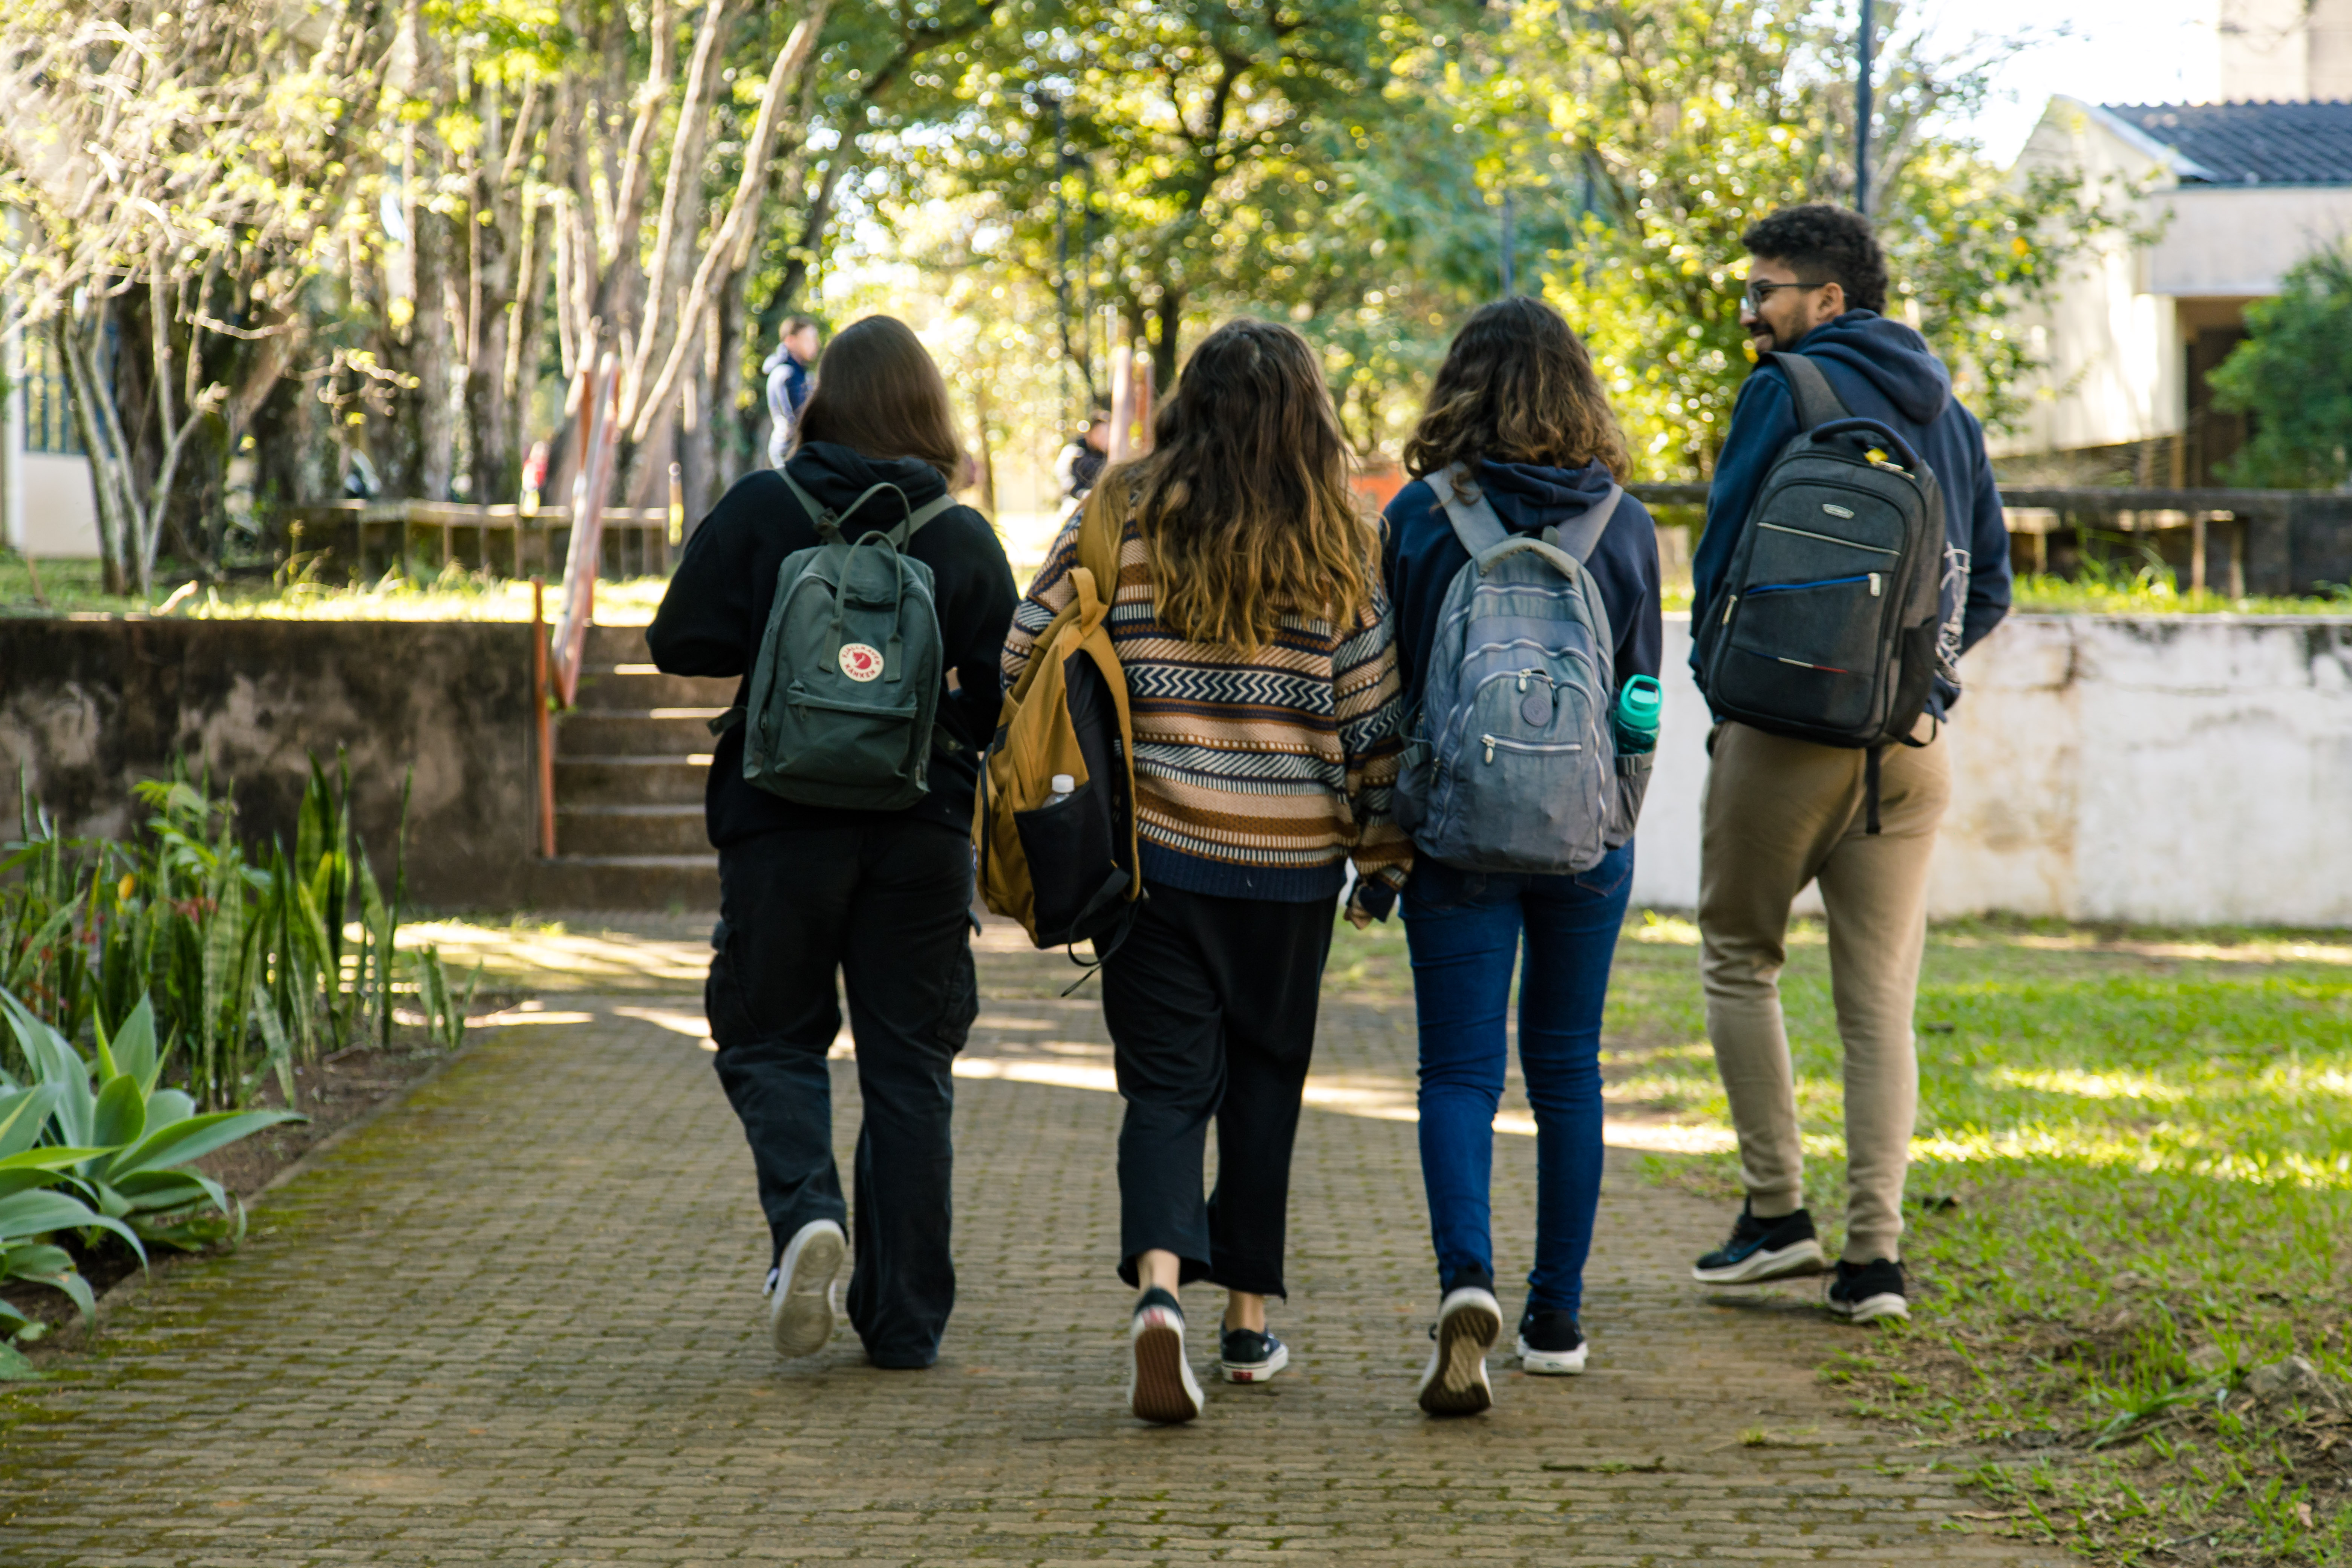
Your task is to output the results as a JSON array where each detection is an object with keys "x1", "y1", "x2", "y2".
[{"x1": 1614, "y1": 675, "x2": 1663, "y2": 755}]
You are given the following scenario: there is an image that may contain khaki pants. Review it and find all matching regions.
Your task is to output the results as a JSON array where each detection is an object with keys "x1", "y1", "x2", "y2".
[{"x1": 1697, "y1": 721, "x2": 1950, "y2": 1263}]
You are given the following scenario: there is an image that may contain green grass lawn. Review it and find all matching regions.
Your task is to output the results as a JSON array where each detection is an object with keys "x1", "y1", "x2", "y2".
[{"x1": 1329, "y1": 911, "x2": 2352, "y2": 1566}]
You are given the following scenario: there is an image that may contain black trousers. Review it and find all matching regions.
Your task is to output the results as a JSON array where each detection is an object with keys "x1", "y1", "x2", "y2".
[
  {"x1": 1099, "y1": 883, "x2": 1337, "y2": 1297},
  {"x1": 706, "y1": 819, "x2": 978, "y2": 1368}
]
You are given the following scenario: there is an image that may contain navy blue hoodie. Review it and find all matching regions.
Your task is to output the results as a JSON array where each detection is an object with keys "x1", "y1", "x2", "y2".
[
  {"x1": 1690, "y1": 311, "x2": 2011, "y2": 715},
  {"x1": 1381, "y1": 458, "x2": 1663, "y2": 706}
]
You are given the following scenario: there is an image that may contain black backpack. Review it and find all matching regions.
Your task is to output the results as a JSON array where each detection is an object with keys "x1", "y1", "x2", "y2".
[{"x1": 1695, "y1": 353, "x2": 1943, "y2": 827}]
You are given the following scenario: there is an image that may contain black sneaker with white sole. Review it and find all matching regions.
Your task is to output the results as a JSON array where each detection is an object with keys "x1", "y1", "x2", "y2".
[
  {"x1": 1219, "y1": 1327, "x2": 1289, "y2": 1383},
  {"x1": 1416, "y1": 1276, "x2": 1501, "y2": 1416},
  {"x1": 1825, "y1": 1257, "x2": 1909, "y2": 1323},
  {"x1": 1129, "y1": 1287, "x2": 1205, "y2": 1423},
  {"x1": 1691, "y1": 1202, "x2": 1827, "y2": 1285},
  {"x1": 1515, "y1": 1308, "x2": 1588, "y2": 1375}
]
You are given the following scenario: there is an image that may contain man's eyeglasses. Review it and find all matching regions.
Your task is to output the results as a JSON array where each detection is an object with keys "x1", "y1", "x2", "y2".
[{"x1": 1741, "y1": 279, "x2": 1829, "y2": 312}]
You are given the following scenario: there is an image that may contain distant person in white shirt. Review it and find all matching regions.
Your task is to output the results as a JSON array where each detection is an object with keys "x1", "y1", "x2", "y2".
[{"x1": 764, "y1": 317, "x2": 822, "y2": 468}]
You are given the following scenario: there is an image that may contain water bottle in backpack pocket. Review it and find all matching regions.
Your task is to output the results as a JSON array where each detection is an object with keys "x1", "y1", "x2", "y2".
[{"x1": 1394, "y1": 466, "x2": 1628, "y2": 875}]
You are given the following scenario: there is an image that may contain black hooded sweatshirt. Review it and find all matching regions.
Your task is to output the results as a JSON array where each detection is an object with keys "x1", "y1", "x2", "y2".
[{"x1": 648, "y1": 442, "x2": 1018, "y2": 847}]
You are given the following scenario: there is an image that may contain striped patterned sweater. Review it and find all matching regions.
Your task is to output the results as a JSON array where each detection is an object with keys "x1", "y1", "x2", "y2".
[{"x1": 1003, "y1": 513, "x2": 1413, "y2": 903}]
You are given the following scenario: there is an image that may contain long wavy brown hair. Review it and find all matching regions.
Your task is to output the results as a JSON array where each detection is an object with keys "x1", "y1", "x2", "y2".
[
  {"x1": 1403, "y1": 297, "x2": 1631, "y2": 484},
  {"x1": 1096, "y1": 318, "x2": 1375, "y2": 653}
]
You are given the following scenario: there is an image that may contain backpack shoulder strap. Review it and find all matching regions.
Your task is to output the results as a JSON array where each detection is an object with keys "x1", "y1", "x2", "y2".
[
  {"x1": 1543, "y1": 482, "x2": 1623, "y2": 564},
  {"x1": 1426, "y1": 464, "x2": 1508, "y2": 556},
  {"x1": 1770, "y1": 351, "x2": 1848, "y2": 432},
  {"x1": 778, "y1": 466, "x2": 841, "y2": 538},
  {"x1": 887, "y1": 492, "x2": 957, "y2": 547},
  {"x1": 1073, "y1": 487, "x2": 1124, "y2": 596}
]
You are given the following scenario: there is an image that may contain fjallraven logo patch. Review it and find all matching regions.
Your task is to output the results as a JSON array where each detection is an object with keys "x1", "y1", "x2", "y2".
[
  {"x1": 839, "y1": 643, "x2": 884, "y2": 681},
  {"x1": 1822, "y1": 503, "x2": 1855, "y2": 518}
]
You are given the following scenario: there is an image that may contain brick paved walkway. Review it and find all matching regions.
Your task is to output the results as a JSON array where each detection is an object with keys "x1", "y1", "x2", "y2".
[{"x1": 0, "y1": 923, "x2": 2060, "y2": 1565}]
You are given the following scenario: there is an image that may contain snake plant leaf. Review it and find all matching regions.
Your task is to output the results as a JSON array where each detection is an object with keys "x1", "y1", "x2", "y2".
[
  {"x1": 89, "y1": 1075, "x2": 146, "y2": 1152},
  {"x1": 101, "y1": 1109, "x2": 304, "y2": 1181}
]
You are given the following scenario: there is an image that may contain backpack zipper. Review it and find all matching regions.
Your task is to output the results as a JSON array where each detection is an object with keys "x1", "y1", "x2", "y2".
[{"x1": 1481, "y1": 734, "x2": 1584, "y2": 764}]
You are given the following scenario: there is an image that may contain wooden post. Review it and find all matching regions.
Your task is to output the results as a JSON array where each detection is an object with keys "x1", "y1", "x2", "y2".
[
  {"x1": 2191, "y1": 513, "x2": 2208, "y2": 596},
  {"x1": 532, "y1": 577, "x2": 557, "y2": 859},
  {"x1": 551, "y1": 351, "x2": 618, "y2": 707},
  {"x1": 2228, "y1": 517, "x2": 2247, "y2": 599},
  {"x1": 1107, "y1": 340, "x2": 1135, "y2": 463},
  {"x1": 1132, "y1": 354, "x2": 1155, "y2": 455}
]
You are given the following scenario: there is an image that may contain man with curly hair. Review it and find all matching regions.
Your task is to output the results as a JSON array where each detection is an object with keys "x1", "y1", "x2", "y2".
[{"x1": 1686, "y1": 203, "x2": 2011, "y2": 1325}]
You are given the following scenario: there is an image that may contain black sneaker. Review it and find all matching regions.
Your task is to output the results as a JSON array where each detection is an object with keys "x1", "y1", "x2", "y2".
[
  {"x1": 1692, "y1": 1201, "x2": 1827, "y2": 1285},
  {"x1": 1825, "y1": 1258, "x2": 1908, "y2": 1324},
  {"x1": 1416, "y1": 1273, "x2": 1501, "y2": 1416},
  {"x1": 1219, "y1": 1326, "x2": 1289, "y2": 1384},
  {"x1": 1515, "y1": 1308, "x2": 1588, "y2": 1375},
  {"x1": 1128, "y1": 1286, "x2": 1204, "y2": 1423}
]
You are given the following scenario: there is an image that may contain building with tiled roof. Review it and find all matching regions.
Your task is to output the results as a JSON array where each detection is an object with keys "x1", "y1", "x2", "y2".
[{"x1": 2004, "y1": 97, "x2": 2352, "y2": 479}]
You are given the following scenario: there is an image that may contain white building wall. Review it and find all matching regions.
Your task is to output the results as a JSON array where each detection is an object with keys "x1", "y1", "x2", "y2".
[
  {"x1": 2222, "y1": 0, "x2": 2352, "y2": 99},
  {"x1": 1632, "y1": 614, "x2": 2352, "y2": 927},
  {"x1": 17, "y1": 452, "x2": 102, "y2": 557}
]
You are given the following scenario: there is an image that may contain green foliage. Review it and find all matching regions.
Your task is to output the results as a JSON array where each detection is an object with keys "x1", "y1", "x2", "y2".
[
  {"x1": 1487, "y1": 1, "x2": 2134, "y2": 478},
  {"x1": 2209, "y1": 245, "x2": 2352, "y2": 489},
  {"x1": 0, "y1": 994, "x2": 300, "y2": 1253},
  {"x1": 1, "y1": 756, "x2": 417, "y2": 1109}
]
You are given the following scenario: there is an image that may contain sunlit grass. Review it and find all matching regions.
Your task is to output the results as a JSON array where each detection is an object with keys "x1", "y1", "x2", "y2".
[
  {"x1": 2012, "y1": 565, "x2": 2352, "y2": 617},
  {"x1": 0, "y1": 554, "x2": 672, "y2": 623}
]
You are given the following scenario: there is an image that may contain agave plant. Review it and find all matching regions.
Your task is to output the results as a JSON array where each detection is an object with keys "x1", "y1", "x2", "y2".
[
  {"x1": 0, "y1": 1084, "x2": 136, "y2": 1331},
  {"x1": 0, "y1": 992, "x2": 301, "y2": 1251}
]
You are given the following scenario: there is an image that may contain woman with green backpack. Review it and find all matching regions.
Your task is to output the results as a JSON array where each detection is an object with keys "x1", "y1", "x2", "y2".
[
  {"x1": 1379, "y1": 297, "x2": 1663, "y2": 1415},
  {"x1": 1002, "y1": 318, "x2": 1412, "y2": 1424},
  {"x1": 649, "y1": 315, "x2": 1017, "y2": 1372}
]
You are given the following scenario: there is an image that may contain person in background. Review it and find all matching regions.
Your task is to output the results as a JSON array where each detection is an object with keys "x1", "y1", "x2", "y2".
[
  {"x1": 651, "y1": 315, "x2": 1017, "y2": 1371},
  {"x1": 764, "y1": 316, "x2": 822, "y2": 468},
  {"x1": 1054, "y1": 412, "x2": 1110, "y2": 506},
  {"x1": 1379, "y1": 297, "x2": 1661, "y2": 1414},
  {"x1": 1687, "y1": 202, "x2": 2011, "y2": 1325},
  {"x1": 1003, "y1": 320, "x2": 1409, "y2": 1425}
]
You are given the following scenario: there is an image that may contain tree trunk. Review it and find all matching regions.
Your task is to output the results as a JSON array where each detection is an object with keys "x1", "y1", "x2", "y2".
[
  {"x1": 412, "y1": 206, "x2": 458, "y2": 502},
  {"x1": 1148, "y1": 291, "x2": 1182, "y2": 394}
]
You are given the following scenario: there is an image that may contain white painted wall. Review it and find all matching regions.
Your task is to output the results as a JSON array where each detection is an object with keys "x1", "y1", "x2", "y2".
[
  {"x1": 2147, "y1": 185, "x2": 2352, "y2": 296},
  {"x1": 1631, "y1": 614, "x2": 2352, "y2": 927},
  {"x1": 17, "y1": 452, "x2": 101, "y2": 557}
]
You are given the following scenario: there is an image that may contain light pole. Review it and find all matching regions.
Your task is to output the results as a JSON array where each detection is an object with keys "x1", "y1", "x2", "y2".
[{"x1": 1855, "y1": 0, "x2": 1874, "y2": 216}]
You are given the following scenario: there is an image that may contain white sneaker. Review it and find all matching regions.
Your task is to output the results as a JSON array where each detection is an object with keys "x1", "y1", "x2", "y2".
[
  {"x1": 766, "y1": 1219, "x2": 846, "y2": 1358},
  {"x1": 1416, "y1": 1284, "x2": 1501, "y2": 1416},
  {"x1": 1128, "y1": 1288, "x2": 1205, "y2": 1424}
]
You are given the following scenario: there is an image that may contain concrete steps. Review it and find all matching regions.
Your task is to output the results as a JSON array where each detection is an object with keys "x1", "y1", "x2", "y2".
[{"x1": 536, "y1": 625, "x2": 728, "y2": 910}]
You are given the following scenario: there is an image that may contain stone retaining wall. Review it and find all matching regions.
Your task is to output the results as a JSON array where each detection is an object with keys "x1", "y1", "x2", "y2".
[{"x1": 0, "y1": 617, "x2": 539, "y2": 909}]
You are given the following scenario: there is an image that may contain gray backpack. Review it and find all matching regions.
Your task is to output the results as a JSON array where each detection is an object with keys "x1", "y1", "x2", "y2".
[
  {"x1": 717, "y1": 469, "x2": 957, "y2": 810},
  {"x1": 1393, "y1": 466, "x2": 1626, "y2": 874}
]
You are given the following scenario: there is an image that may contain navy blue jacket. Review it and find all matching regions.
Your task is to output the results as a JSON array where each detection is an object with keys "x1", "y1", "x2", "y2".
[
  {"x1": 1381, "y1": 457, "x2": 1663, "y2": 706},
  {"x1": 1691, "y1": 311, "x2": 2011, "y2": 714}
]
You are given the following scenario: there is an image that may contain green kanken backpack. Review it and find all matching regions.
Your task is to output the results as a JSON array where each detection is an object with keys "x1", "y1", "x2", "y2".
[{"x1": 714, "y1": 467, "x2": 957, "y2": 810}]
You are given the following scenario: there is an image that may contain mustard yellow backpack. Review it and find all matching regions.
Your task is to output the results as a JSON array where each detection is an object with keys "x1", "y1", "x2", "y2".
[{"x1": 972, "y1": 493, "x2": 1142, "y2": 952}]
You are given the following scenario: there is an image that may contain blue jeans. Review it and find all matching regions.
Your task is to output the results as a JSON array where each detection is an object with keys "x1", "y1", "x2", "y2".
[{"x1": 1401, "y1": 841, "x2": 1635, "y2": 1317}]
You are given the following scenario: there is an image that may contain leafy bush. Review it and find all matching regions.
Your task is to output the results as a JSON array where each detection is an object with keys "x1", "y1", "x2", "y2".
[
  {"x1": 2209, "y1": 245, "x2": 2352, "y2": 488},
  {"x1": 2, "y1": 757, "x2": 410, "y2": 1109}
]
